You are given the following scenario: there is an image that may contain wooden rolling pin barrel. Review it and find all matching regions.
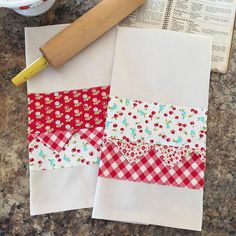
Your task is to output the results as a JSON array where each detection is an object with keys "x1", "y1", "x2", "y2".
[{"x1": 12, "y1": 0, "x2": 145, "y2": 86}]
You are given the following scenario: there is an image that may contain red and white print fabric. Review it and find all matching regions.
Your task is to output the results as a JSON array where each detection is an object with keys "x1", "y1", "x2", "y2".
[
  {"x1": 99, "y1": 141, "x2": 206, "y2": 189},
  {"x1": 27, "y1": 86, "x2": 110, "y2": 171},
  {"x1": 28, "y1": 86, "x2": 110, "y2": 134},
  {"x1": 98, "y1": 96, "x2": 208, "y2": 189}
]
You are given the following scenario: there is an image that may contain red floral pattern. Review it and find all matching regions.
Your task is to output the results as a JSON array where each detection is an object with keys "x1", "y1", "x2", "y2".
[{"x1": 28, "y1": 86, "x2": 110, "y2": 134}]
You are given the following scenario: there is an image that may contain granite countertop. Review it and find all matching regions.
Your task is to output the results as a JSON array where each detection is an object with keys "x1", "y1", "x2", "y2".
[{"x1": 0, "y1": 0, "x2": 235, "y2": 235}]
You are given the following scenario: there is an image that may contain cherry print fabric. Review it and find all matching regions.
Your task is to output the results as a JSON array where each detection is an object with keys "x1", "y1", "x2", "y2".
[
  {"x1": 29, "y1": 128, "x2": 103, "y2": 171},
  {"x1": 105, "y1": 96, "x2": 207, "y2": 152}
]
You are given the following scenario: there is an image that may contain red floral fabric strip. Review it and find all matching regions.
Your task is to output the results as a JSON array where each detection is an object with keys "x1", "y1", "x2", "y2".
[
  {"x1": 28, "y1": 86, "x2": 110, "y2": 134},
  {"x1": 98, "y1": 141, "x2": 206, "y2": 189}
]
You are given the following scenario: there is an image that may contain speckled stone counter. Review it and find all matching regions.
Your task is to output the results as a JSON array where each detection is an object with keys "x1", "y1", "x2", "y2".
[{"x1": 0, "y1": 1, "x2": 235, "y2": 235}]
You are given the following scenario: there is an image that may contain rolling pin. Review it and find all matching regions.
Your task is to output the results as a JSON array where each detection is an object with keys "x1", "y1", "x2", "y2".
[{"x1": 12, "y1": 0, "x2": 145, "y2": 86}]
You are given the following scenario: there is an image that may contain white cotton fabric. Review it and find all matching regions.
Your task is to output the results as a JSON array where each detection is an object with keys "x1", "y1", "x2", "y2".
[
  {"x1": 26, "y1": 25, "x2": 117, "y2": 215},
  {"x1": 92, "y1": 27, "x2": 212, "y2": 231}
]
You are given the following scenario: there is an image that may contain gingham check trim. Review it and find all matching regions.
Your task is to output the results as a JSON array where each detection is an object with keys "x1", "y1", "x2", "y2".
[
  {"x1": 28, "y1": 127, "x2": 105, "y2": 153},
  {"x1": 28, "y1": 131, "x2": 75, "y2": 153},
  {"x1": 78, "y1": 127, "x2": 104, "y2": 151},
  {"x1": 98, "y1": 142, "x2": 206, "y2": 189},
  {"x1": 38, "y1": 131, "x2": 75, "y2": 152}
]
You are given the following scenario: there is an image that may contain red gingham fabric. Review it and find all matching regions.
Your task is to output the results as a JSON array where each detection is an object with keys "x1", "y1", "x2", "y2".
[
  {"x1": 29, "y1": 131, "x2": 75, "y2": 152},
  {"x1": 98, "y1": 141, "x2": 206, "y2": 189},
  {"x1": 78, "y1": 127, "x2": 104, "y2": 151}
]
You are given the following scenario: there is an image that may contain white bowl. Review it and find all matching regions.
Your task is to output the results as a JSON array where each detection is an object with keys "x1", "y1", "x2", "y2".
[{"x1": 0, "y1": 0, "x2": 55, "y2": 16}]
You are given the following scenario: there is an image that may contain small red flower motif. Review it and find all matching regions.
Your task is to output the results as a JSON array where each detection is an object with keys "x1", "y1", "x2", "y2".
[
  {"x1": 89, "y1": 151, "x2": 93, "y2": 156},
  {"x1": 171, "y1": 130, "x2": 175, "y2": 134},
  {"x1": 175, "y1": 116, "x2": 179, "y2": 119},
  {"x1": 30, "y1": 158, "x2": 34, "y2": 162},
  {"x1": 169, "y1": 111, "x2": 173, "y2": 115},
  {"x1": 38, "y1": 160, "x2": 42, "y2": 164},
  {"x1": 72, "y1": 148, "x2": 76, "y2": 152},
  {"x1": 113, "y1": 124, "x2": 118, "y2": 128},
  {"x1": 187, "y1": 139, "x2": 191, "y2": 143}
]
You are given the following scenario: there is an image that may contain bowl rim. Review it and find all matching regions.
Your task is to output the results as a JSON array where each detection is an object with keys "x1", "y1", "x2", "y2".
[{"x1": 0, "y1": 0, "x2": 43, "y2": 8}]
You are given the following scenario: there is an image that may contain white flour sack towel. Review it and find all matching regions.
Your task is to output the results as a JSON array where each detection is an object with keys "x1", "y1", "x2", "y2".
[
  {"x1": 92, "y1": 27, "x2": 212, "y2": 231},
  {"x1": 26, "y1": 24, "x2": 117, "y2": 215}
]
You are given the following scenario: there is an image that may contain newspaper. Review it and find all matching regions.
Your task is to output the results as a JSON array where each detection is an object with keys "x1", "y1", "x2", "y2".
[{"x1": 121, "y1": 0, "x2": 236, "y2": 73}]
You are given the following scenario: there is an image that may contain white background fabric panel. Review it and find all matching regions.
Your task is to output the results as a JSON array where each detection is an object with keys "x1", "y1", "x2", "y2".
[
  {"x1": 111, "y1": 27, "x2": 212, "y2": 109},
  {"x1": 30, "y1": 165, "x2": 99, "y2": 215},
  {"x1": 26, "y1": 25, "x2": 117, "y2": 93},
  {"x1": 93, "y1": 177, "x2": 203, "y2": 231}
]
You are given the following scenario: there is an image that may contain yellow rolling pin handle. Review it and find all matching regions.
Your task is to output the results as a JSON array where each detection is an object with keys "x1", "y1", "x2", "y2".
[{"x1": 11, "y1": 56, "x2": 49, "y2": 86}]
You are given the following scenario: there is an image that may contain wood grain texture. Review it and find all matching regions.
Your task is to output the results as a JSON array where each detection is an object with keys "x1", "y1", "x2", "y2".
[{"x1": 40, "y1": 0, "x2": 145, "y2": 68}]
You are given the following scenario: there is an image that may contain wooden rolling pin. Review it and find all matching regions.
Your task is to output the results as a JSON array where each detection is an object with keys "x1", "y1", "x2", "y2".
[{"x1": 12, "y1": 0, "x2": 145, "y2": 86}]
